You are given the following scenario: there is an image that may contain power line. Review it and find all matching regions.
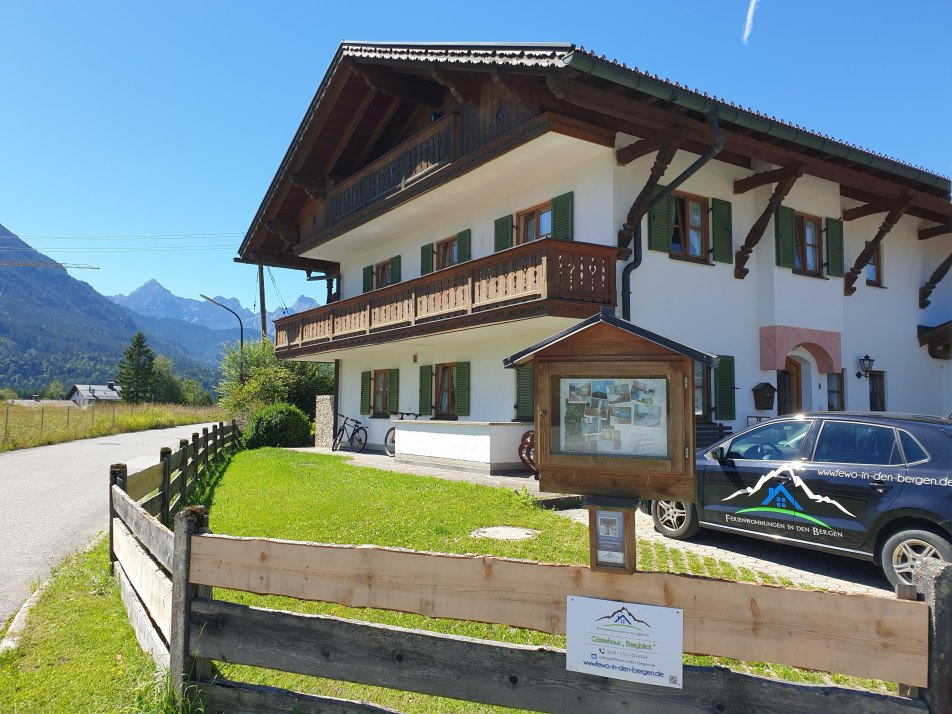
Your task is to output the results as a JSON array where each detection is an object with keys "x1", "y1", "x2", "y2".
[
  {"x1": 0, "y1": 245, "x2": 235, "y2": 253},
  {"x1": 13, "y1": 232, "x2": 243, "y2": 240},
  {"x1": 0, "y1": 261, "x2": 99, "y2": 269}
]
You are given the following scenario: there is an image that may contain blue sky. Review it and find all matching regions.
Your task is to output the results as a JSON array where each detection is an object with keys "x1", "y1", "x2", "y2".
[{"x1": 1, "y1": 1, "x2": 948, "y2": 312}]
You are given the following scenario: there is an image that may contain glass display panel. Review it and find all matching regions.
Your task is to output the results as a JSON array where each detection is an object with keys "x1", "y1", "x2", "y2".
[{"x1": 556, "y1": 376, "x2": 669, "y2": 458}]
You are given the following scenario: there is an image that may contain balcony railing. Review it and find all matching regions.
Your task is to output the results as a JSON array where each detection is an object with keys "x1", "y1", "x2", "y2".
[
  {"x1": 324, "y1": 113, "x2": 459, "y2": 228},
  {"x1": 275, "y1": 239, "x2": 619, "y2": 354}
]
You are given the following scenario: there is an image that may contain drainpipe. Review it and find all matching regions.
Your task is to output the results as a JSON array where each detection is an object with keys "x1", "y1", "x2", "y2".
[{"x1": 621, "y1": 107, "x2": 724, "y2": 321}]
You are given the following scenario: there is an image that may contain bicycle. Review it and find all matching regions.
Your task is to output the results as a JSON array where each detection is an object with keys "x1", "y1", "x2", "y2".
[
  {"x1": 384, "y1": 411, "x2": 420, "y2": 457},
  {"x1": 332, "y1": 414, "x2": 368, "y2": 453}
]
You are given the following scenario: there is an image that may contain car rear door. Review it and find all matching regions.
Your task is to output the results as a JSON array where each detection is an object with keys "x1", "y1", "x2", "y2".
[{"x1": 794, "y1": 419, "x2": 906, "y2": 552}]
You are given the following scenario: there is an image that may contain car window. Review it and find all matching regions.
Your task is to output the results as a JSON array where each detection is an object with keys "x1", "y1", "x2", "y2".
[
  {"x1": 899, "y1": 430, "x2": 929, "y2": 464},
  {"x1": 725, "y1": 420, "x2": 812, "y2": 461},
  {"x1": 812, "y1": 421, "x2": 900, "y2": 465}
]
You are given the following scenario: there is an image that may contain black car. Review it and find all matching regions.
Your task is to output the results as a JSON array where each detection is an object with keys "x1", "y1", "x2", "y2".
[{"x1": 647, "y1": 412, "x2": 952, "y2": 587}]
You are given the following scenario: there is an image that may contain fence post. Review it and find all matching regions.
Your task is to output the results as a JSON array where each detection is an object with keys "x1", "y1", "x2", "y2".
[
  {"x1": 231, "y1": 418, "x2": 239, "y2": 447},
  {"x1": 202, "y1": 427, "x2": 209, "y2": 472},
  {"x1": 108, "y1": 463, "x2": 128, "y2": 575},
  {"x1": 159, "y1": 446, "x2": 172, "y2": 527},
  {"x1": 914, "y1": 559, "x2": 952, "y2": 714},
  {"x1": 178, "y1": 438, "x2": 190, "y2": 513},
  {"x1": 3, "y1": 403, "x2": 8, "y2": 442},
  {"x1": 191, "y1": 432, "x2": 201, "y2": 490},
  {"x1": 40, "y1": 405, "x2": 44, "y2": 432},
  {"x1": 170, "y1": 505, "x2": 209, "y2": 701}
]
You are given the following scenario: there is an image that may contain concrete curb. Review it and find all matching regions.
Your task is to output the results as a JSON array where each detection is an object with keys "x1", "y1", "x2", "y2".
[{"x1": 0, "y1": 531, "x2": 106, "y2": 654}]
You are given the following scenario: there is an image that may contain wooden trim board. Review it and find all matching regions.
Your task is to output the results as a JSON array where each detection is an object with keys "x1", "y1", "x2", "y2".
[
  {"x1": 188, "y1": 535, "x2": 928, "y2": 685},
  {"x1": 112, "y1": 518, "x2": 173, "y2": 642},
  {"x1": 126, "y1": 462, "x2": 164, "y2": 501},
  {"x1": 115, "y1": 561, "x2": 170, "y2": 671},
  {"x1": 111, "y1": 485, "x2": 173, "y2": 572}
]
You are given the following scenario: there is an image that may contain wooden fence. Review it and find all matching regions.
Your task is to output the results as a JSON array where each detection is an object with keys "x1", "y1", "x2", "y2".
[{"x1": 109, "y1": 424, "x2": 951, "y2": 713}]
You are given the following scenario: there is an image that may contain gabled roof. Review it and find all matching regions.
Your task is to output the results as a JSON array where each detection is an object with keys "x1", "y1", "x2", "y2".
[
  {"x1": 503, "y1": 307, "x2": 719, "y2": 367},
  {"x1": 68, "y1": 384, "x2": 122, "y2": 401}
]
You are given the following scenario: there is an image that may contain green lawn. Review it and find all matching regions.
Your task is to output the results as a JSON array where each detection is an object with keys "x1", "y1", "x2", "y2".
[{"x1": 0, "y1": 448, "x2": 894, "y2": 713}]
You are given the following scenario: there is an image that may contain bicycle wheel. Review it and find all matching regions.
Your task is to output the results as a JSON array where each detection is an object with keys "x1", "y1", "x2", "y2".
[
  {"x1": 332, "y1": 426, "x2": 346, "y2": 451},
  {"x1": 384, "y1": 427, "x2": 396, "y2": 457},
  {"x1": 350, "y1": 427, "x2": 368, "y2": 453}
]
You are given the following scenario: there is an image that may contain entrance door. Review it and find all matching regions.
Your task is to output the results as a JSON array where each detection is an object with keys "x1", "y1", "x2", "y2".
[{"x1": 777, "y1": 357, "x2": 802, "y2": 415}]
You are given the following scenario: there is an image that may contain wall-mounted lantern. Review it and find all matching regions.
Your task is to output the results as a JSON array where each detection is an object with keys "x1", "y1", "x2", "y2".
[
  {"x1": 856, "y1": 354, "x2": 875, "y2": 379},
  {"x1": 751, "y1": 382, "x2": 777, "y2": 411}
]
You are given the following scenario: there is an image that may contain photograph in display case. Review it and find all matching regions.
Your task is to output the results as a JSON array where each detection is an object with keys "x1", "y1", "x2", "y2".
[{"x1": 558, "y1": 376, "x2": 669, "y2": 458}]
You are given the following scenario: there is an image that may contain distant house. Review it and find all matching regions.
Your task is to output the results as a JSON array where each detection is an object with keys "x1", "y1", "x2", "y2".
[{"x1": 68, "y1": 382, "x2": 122, "y2": 407}]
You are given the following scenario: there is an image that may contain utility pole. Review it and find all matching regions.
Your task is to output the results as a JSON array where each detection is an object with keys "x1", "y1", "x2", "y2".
[{"x1": 258, "y1": 264, "x2": 268, "y2": 341}]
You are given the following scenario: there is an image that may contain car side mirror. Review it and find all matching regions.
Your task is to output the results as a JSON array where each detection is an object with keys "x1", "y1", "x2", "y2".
[{"x1": 711, "y1": 446, "x2": 726, "y2": 461}]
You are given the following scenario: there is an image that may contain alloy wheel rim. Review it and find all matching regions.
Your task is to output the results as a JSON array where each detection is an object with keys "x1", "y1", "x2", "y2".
[
  {"x1": 891, "y1": 538, "x2": 942, "y2": 584},
  {"x1": 657, "y1": 501, "x2": 687, "y2": 531}
]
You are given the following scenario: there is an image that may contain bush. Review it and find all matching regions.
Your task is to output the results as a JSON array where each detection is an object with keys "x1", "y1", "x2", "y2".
[{"x1": 243, "y1": 402, "x2": 312, "y2": 449}]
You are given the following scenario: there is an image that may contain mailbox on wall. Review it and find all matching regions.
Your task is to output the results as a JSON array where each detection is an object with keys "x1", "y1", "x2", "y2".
[{"x1": 504, "y1": 309, "x2": 718, "y2": 502}]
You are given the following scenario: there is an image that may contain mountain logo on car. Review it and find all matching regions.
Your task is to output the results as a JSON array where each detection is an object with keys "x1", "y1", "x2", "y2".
[{"x1": 722, "y1": 463, "x2": 855, "y2": 530}]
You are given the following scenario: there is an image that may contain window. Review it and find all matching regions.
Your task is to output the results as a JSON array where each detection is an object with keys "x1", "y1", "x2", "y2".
[
  {"x1": 827, "y1": 371, "x2": 845, "y2": 411},
  {"x1": 670, "y1": 193, "x2": 708, "y2": 260},
  {"x1": 516, "y1": 202, "x2": 552, "y2": 244},
  {"x1": 363, "y1": 256, "x2": 401, "y2": 292},
  {"x1": 419, "y1": 362, "x2": 470, "y2": 418},
  {"x1": 422, "y1": 230, "x2": 470, "y2": 275},
  {"x1": 899, "y1": 430, "x2": 929, "y2": 464},
  {"x1": 374, "y1": 260, "x2": 393, "y2": 289},
  {"x1": 435, "y1": 236, "x2": 458, "y2": 270},
  {"x1": 813, "y1": 421, "x2": 900, "y2": 465},
  {"x1": 435, "y1": 363, "x2": 456, "y2": 417},
  {"x1": 869, "y1": 371, "x2": 886, "y2": 411},
  {"x1": 694, "y1": 360, "x2": 711, "y2": 420},
  {"x1": 726, "y1": 420, "x2": 812, "y2": 461},
  {"x1": 793, "y1": 213, "x2": 823, "y2": 275},
  {"x1": 865, "y1": 241, "x2": 883, "y2": 287},
  {"x1": 372, "y1": 370, "x2": 389, "y2": 417}
]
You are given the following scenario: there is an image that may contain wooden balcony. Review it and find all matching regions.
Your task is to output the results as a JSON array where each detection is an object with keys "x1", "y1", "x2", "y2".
[{"x1": 275, "y1": 239, "x2": 619, "y2": 357}]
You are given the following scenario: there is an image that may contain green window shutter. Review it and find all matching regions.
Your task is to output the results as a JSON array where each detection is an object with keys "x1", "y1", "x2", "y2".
[
  {"x1": 494, "y1": 215, "x2": 513, "y2": 252},
  {"x1": 647, "y1": 184, "x2": 671, "y2": 252},
  {"x1": 363, "y1": 265, "x2": 374, "y2": 292},
  {"x1": 390, "y1": 255, "x2": 401, "y2": 283},
  {"x1": 713, "y1": 356, "x2": 736, "y2": 422},
  {"x1": 711, "y1": 198, "x2": 733, "y2": 264},
  {"x1": 551, "y1": 191, "x2": 574, "y2": 240},
  {"x1": 826, "y1": 218, "x2": 844, "y2": 277},
  {"x1": 774, "y1": 205, "x2": 796, "y2": 268},
  {"x1": 456, "y1": 229, "x2": 471, "y2": 262},
  {"x1": 456, "y1": 361, "x2": 471, "y2": 416},
  {"x1": 515, "y1": 364, "x2": 534, "y2": 420},
  {"x1": 420, "y1": 243, "x2": 433, "y2": 275},
  {"x1": 418, "y1": 365, "x2": 432, "y2": 416},
  {"x1": 388, "y1": 369, "x2": 399, "y2": 415},
  {"x1": 360, "y1": 371, "x2": 371, "y2": 416}
]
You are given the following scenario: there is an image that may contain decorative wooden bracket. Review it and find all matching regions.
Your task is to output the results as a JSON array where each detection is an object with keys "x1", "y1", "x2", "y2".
[
  {"x1": 615, "y1": 127, "x2": 686, "y2": 166},
  {"x1": 430, "y1": 68, "x2": 481, "y2": 105},
  {"x1": 289, "y1": 175, "x2": 326, "y2": 200},
  {"x1": 617, "y1": 134, "x2": 684, "y2": 249},
  {"x1": 841, "y1": 196, "x2": 907, "y2": 222},
  {"x1": 919, "y1": 223, "x2": 952, "y2": 240},
  {"x1": 920, "y1": 250, "x2": 952, "y2": 308},
  {"x1": 265, "y1": 222, "x2": 300, "y2": 249},
  {"x1": 351, "y1": 64, "x2": 443, "y2": 107},
  {"x1": 844, "y1": 196, "x2": 913, "y2": 296},
  {"x1": 733, "y1": 166, "x2": 803, "y2": 279},
  {"x1": 732, "y1": 164, "x2": 803, "y2": 195}
]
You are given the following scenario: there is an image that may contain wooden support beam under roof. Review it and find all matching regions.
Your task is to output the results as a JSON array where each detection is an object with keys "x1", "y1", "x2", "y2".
[
  {"x1": 545, "y1": 75, "x2": 951, "y2": 224},
  {"x1": 919, "y1": 223, "x2": 952, "y2": 241},
  {"x1": 734, "y1": 170, "x2": 803, "y2": 279},
  {"x1": 321, "y1": 86, "x2": 378, "y2": 179},
  {"x1": 615, "y1": 127, "x2": 686, "y2": 166},
  {"x1": 732, "y1": 164, "x2": 803, "y2": 195},
  {"x1": 618, "y1": 135, "x2": 684, "y2": 249},
  {"x1": 348, "y1": 95, "x2": 402, "y2": 173},
  {"x1": 842, "y1": 196, "x2": 908, "y2": 222},
  {"x1": 351, "y1": 63, "x2": 443, "y2": 108},
  {"x1": 844, "y1": 196, "x2": 913, "y2": 296},
  {"x1": 265, "y1": 222, "x2": 300, "y2": 248},
  {"x1": 918, "y1": 321, "x2": 952, "y2": 360},
  {"x1": 919, "y1": 250, "x2": 952, "y2": 309},
  {"x1": 235, "y1": 251, "x2": 339, "y2": 274},
  {"x1": 430, "y1": 68, "x2": 481, "y2": 105},
  {"x1": 289, "y1": 175, "x2": 326, "y2": 200}
]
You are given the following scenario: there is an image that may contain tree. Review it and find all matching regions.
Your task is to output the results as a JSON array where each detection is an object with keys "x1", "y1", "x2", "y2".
[
  {"x1": 43, "y1": 379, "x2": 66, "y2": 400},
  {"x1": 217, "y1": 339, "x2": 333, "y2": 421},
  {"x1": 182, "y1": 378, "x2": 212, "y2": 406},
  {"x1": 0, "y1": 387, "x2": 17, "y2": 401},
  {"x1": 116, "y1": 331, "x2": 155, "y2": 404},
  {"x1": 151, "y1": 355, "x2": 184, "y2": 404}
]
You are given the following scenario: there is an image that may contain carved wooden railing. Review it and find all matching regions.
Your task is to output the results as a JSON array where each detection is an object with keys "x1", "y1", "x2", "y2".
[
  {"x1": 324, "y1": 113, "x2": 460, "y2": 227},
  {"x1": 275, "y1": 239, "x2": 618, "y2": 352}
]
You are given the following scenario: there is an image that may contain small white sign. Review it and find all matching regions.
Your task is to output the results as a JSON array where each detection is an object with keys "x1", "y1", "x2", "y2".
[{"x1": 566, "y1": 595, "x2": 683, "y2": 688}]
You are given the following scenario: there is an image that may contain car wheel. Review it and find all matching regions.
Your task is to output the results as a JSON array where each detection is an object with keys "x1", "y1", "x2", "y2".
[
  {"x1": 880, "y1": 529, "x2": 952, "y2": 588},
  {"x1": 651, "y1": 500, "x2": 700, "y2": 540}
]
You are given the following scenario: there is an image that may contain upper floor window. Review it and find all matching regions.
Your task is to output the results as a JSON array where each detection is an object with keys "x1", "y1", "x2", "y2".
[
  {"x1": 865, "y1": 241, "x2": 883, "y2": 287},
  {"x1": 436, "y1": 236, "x2": 459, "y2": 270},
  {"x1": 421, "y1": 230, "x2": 471, "y2": 275},
  {"x1": 516, "y1": 202, "x2": 552, "y2": 244},
  {"x1": 362, "y1": 256, "x2": 401, "y2": 292},
  {"x1": 375, "y1": 260, "x2": 392, "y2": 288},
  {"x1": 670, "y1": 193, "x2": 708, "y2": 261},
  {"x1": 793, "y1": 213, "x2": 823, "y2": 276}
]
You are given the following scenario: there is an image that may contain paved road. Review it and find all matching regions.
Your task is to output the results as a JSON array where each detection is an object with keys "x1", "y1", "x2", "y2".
[{"x1": 0, "y1": 423, "x2": 215, "y2": 624}]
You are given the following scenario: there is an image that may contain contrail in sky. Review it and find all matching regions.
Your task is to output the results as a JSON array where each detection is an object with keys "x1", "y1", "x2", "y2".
[{"x1": 743, "y1": 0, "x2": 759, "y2": 44}]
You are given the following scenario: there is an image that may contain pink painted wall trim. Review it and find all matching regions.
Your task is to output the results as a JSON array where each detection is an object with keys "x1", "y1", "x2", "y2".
[{"x1": 759, "y1": 326, "x2": 841, "y2": 373}]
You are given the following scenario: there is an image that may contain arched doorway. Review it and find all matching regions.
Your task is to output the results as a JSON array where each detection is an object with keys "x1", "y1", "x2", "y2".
[{"x1": 777, "y1": 357, "x2": 802, "y2": 415}]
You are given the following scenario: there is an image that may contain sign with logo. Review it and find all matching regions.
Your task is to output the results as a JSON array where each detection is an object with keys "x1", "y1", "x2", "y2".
[{"x1": 566, "y1": 595, "x2": 683, "y2": 688}]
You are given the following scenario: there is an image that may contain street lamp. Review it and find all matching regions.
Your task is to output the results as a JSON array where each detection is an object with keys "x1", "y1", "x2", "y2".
[{"x1": 201, "y1": 294, "x2": 245, "y2": 383}]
